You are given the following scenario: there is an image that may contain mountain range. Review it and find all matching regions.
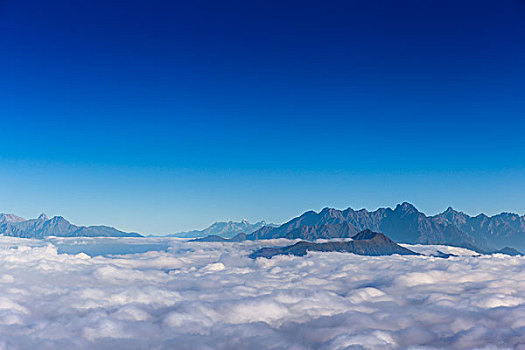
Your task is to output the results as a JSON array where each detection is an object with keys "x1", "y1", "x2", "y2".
[
  {"x1": 191, "y1": 233, "x2": 247, "y2": 242},
  {"x1": 2, "y1": 203, "x2": 525, "y2": 251},
  {"x1": 246, "y1": 203, "x2": 525, "y2": 252},
  {"x1": 0, "y1": 213, "x2": 141, "y2": 238},
  {"x1": 167, "y1": 219, "x2": 275, "y2": 238}
]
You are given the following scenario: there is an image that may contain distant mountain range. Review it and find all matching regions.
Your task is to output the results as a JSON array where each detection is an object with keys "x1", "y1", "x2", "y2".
[
  {"x1": 2, "y1": 203, "x2": 525, "y2": 251},
  {"x1": 168, "y1": 219, "x2": 276, "y2": 238},
  {"x1": 246, "y1": 203, "x2": 525, "y2": 252},
  {"x1": 191, "y1": 233, "x2": 247, "y2": 242},
  {"x1": 250, "y1": 229, "x2": 418, "y2": 259},
  {"x1": 0, "y1": 213, "x2": 141, "y2": 238}
]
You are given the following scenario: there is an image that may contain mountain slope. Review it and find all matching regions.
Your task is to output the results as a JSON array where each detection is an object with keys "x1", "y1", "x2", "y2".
[{"x1": 250, "y1": 229, "x2": 418, "y2": 259}]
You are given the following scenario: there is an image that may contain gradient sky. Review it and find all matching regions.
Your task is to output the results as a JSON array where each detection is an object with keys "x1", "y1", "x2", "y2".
[{"x1": 1, "y1": 0, "x2": 524, "y2": 234}]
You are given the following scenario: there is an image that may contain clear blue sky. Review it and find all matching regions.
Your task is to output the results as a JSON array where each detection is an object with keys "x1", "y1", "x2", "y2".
[{"x1": 1, "y1": 0, "x2": 524, "y2": 234}]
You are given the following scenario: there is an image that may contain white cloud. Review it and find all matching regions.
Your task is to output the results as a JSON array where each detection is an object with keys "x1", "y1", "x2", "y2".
[{"x1": 0, "y1": 238, "x2": 523, "y2": 349}]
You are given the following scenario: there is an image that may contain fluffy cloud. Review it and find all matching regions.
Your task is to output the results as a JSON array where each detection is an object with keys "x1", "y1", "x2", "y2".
[{"x1": 0, "y1": 238, "x2": 523, "y2": 349}]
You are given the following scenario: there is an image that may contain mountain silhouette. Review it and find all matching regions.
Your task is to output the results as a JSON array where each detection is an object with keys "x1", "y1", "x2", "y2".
[{"x1": 249, "y1": 229, "x2": 418, "y2": 259}]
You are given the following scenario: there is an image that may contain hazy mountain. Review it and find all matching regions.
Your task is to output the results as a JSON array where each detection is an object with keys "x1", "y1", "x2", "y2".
[
  {"x1": 246, "y1": 203, "x2": 525, "y2": 251},
  {"x1": 168, "y1": 219, "x2": 275, "y2": 238},
  {"x1": 191, "y1": 233, "x2": 247, "y2": 242},
  {"x1": 491, "y1": 247, "x2": 522, "y2": 256},
  {"x1": 0, "y1": 213, "x2": 141, "y2": 238},
  {"x1": 249, "y1": 229, "x2": 418, "y2": 259},
  {"x1": 0, "y1": 213, "x2": 26, "y2": 224}
]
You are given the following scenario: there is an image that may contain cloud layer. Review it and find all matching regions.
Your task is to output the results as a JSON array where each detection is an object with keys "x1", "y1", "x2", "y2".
[{"x1": 0, "y1": 238, "x2": 524, "y2": 349}]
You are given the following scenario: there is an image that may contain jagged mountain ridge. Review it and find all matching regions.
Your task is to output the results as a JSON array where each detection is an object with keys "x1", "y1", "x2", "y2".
[
  {"x1": 432, "y1": 207, "x2": 525, "y2": 250},
  {"x1": 0, "y1": 213, "x2": 141, "y2": 238},
  {"x1": 246, "y1": 203, "x2": 525, "y2": 251},
  {"x1": 168, "y1": 219, "x2": 276, "y2": 238}
]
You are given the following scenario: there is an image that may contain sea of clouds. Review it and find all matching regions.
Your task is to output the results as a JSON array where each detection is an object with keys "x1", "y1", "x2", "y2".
[{"x1": 0, "y1": 237, "x2": 524, "y2": 349}]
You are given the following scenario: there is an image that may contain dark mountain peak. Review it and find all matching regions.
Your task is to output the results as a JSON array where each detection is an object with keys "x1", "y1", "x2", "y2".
[
  {"x1": 49, "y1": 215, "x2": 69, "y2": 223},
  {"x1": 395, "y1": 202, "x2": 418, "y2": 213},
  {"x1": 249, "y1": 230, "x2": 417, "y2": 259},
  {"x1": 444, "y1": 206, "x2": 456, "y2": 214},
  {"x1": 352, "y1": 229, "x2": 379, "y2": 241},
  {"x1": 436, "y1": 207, "x2": 469, "y2": 223},
  {"x1": 441, "y1": 206, "x2": 468, "y2": 216},
  {"x1": 37, "y1": 213, "x2": 48, "y2": 221}
]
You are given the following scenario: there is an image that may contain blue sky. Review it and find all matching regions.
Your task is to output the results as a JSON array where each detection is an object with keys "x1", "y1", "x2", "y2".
[{"x1": 1, "y1": 0, "x2": 524, "y2": 233}]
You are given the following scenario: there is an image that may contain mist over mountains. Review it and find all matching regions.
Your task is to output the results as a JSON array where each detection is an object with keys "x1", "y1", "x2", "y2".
[
  {"x1": 246, "y1": 203, "x2": 525, "y2": 252},
  {"x1": 2, "y1": 203, "x2": 525, "y2": 252},
  {"x1": 0, "y1": 213, "x2": 141, "y2": 238}
]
